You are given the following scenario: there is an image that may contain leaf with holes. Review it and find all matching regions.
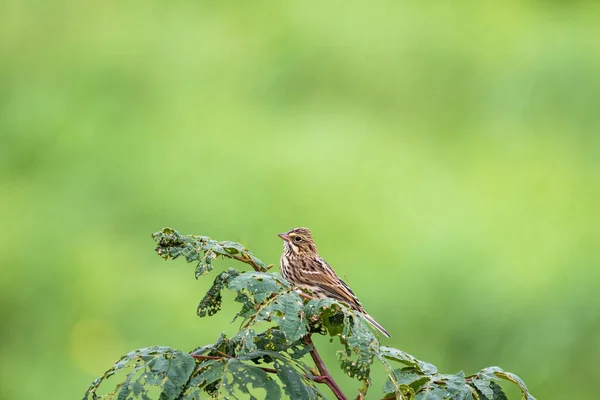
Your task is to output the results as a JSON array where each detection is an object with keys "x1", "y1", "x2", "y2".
[
  {"x1": 337, "y1": 310, "x2": 379, "y2": 382},
  {"x1": 274, "y1": 358, "x2": 321, "y2": 400},
  {"x1": 264, "y1": 292, "x2": 307, "y2": 342},
  {"x1": 179, "y1": 359, "x2": 226, "y2": 399},
  {"x1": 152, "y1": 228, "x2": 269, "y2": 277},
  {"x1": 477, "y1": 367, "x2": 536, "y2": 400},
  {"x1": 197, "y1": 268, "x2": 241, "y2": 317},
  {"x1": 379, "y1": 346, "x2": 438, "y2": 375},
  {"x1": 220, "y1": 359, "x2": 281, "y2": 400},
  {"x1": 83, "y1": 346, "x2": 195, "y2": 400},
  {"x1": 228, "y1": 272, "x2": 289, "y2": 304}
]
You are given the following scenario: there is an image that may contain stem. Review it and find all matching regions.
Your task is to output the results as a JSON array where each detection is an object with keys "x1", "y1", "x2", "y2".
[
  {"x1": 190, "y1": 341, "x2": 347, "y2": 400},
  {"x1": 231, "y1": 254, "x2": 265, "y2": 272},
  {"x1": 190, "y1": 354, "x2": 222, "y2": 360},
  {"x1": 305, "y1": 334, "x2": 347, "y2": 400},
  {"x1": 298, "y1": 291, "x2": 315, "y2": 300},
  {"x1": 191, "y1": 353, "x2": 326, "y2": 383},
  {"x1": 215, "y1": 350, "x2": 232, "y2": 359},
  {"x1": 193, "y1": 352, "x2": 395, "y2": 400}
]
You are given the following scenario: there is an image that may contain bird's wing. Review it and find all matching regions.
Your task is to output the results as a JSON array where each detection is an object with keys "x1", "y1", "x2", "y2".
[{"x1": 296, "y1": 257, "x2": 363, "y2": 309}]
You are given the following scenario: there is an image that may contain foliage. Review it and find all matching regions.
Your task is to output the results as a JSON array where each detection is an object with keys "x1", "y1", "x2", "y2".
[{"x1": 84, "y1": 228, "x2": 536, "y2": 400}]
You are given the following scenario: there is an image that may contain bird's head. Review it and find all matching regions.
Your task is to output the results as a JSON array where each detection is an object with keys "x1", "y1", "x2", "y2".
[{"x1": 278, "y1": 227, "x2": 318, "y2": 256}]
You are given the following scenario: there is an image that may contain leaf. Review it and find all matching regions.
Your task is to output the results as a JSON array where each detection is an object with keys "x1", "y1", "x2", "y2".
[
  {"x1": 415, "y1": 385, "x2": 452, "y2": 400},
  {"x1": 379, "y1": 346, "x2": 438, "y2": 375},
  {"x1": 337, "y1": 310, "x2": 379, "y2": 382},
  {"x1": 265, "y1": 292, "x2": 307, "y2": 342},
  {"x1": 472, "y1": 377, "x2": 494, "y2": 400},
  {"x1": 83, "y1": 347, "x2": 196, "y2": 400},
  {"x1": 188, "y1": 334, "x2": 315, "y2": 399},
  {"x1": 254, "y1": 328, "x2": 312, "y2": 360},
  {"x1": 274, "y1": 358, "x2": 321, "y2": 400},
  {"x1": 383, "y1": 369, "x2": 430, "y2": 395},
  {"x1": 226, "y1": 272, "x2": 310, "y2": 342},
  {"x1": 197, "y1": 268, "x2": 240, "y2": 317},
  {"x1": 228, "y1": 272, "x2": 288, "y2": 303},
  {"x1": 180, "y1": 359, "x2": 226, "y2": 399},
  {"x1": 151, "y1": 228, "x2": 269, "y2": 277},
  {"x1": 304, "y1": 298, "x2": 339, "y2": 319},
  {"x1": 304, "y1": 298, "x2": 346, "y2": 336},
  {"x1": 478, "y1": 367, "x2": 536, "y2": 400},
  {"x1": 221, "y1": 358, "x2": 282, "y2": 400},
  {"x1": 232, "y1": 328, "x2": 258, "y2": 356},
  {"x1": 196, "y1": 250, "x2": 216, "y2": 276},
  {"x1": 237, "y1": 349, "x2": 320, "y2": 399},
  {"x1": 214, "y1": 241, "x2": 246, "y2": 255},
  {"x1": 489, "y1": 381, "x2": 508, "y2": 400},
  {"x1": 86, "y1": 228, "x2": 539, "y2": 400},
  {"x1": 438, "y1": 372, "x2": 473, "y2": 399}
]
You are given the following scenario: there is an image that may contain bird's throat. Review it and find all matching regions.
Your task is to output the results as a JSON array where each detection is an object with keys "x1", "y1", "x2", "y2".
[{"x1": 289, "y1": 242, "x2": 300, "y2": 254}]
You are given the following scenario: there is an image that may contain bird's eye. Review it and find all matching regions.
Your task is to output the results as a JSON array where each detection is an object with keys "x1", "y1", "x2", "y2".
[{"x1": 294, "y1": 236, "x2": 302, "y2": 242}]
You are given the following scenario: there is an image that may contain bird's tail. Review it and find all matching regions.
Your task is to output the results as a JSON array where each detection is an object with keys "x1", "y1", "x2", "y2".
[{"x1": 361, "y1": 311, "x2": 391, "y2": 338}]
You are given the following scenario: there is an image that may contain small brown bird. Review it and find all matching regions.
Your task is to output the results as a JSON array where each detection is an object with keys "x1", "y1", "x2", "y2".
[{"x1": 278, "y1": 227, "x2": 390, "y2": 338}]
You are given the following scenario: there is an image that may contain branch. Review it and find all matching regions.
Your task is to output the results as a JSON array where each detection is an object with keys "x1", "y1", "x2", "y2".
[
  {"x1": 305, "y1": 334, "x2": 347, "y2": 400},
  {"x1": 190, "y1": 354, "x2": 222, "y2": 360},
  {"x1": 231, "y1": 254, "x2": 266, "y2": 272},
  {"x1": 190, "y1": 353, "x2": 326, "y2": 386}
]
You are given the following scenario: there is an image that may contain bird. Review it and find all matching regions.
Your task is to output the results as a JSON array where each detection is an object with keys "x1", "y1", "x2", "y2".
[{"x1": 278, "y1": 227, "x2": 390, "y2": 338}]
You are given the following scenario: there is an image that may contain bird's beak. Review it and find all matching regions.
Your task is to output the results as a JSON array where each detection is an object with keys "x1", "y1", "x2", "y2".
[{"x1": 278, "y1": 233, "x2": 290, "y2": 241}]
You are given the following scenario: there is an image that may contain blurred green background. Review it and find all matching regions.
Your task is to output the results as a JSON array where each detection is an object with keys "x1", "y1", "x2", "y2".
[{"x1": 1, "y1": 1, "x2": 599, "y2": 399}]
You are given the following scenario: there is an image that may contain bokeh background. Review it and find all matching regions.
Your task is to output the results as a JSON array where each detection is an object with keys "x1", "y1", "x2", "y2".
[{"x1": 1, "y1": 1, "x2": 599, "y2": 399}]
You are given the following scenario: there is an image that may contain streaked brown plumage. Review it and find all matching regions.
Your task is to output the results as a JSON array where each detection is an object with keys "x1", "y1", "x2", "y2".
[{"x1": 278, "y1": 227, "x2": 390, "y2": 338}]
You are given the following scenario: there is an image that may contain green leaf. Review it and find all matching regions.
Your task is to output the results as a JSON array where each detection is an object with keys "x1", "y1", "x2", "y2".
[
  {"x1": 304, "y1": 298, "x2": 346, "y2": 336},
  {"x1": 86, "y1": 228, "x2": 539, "y2": 400},
  {"x1": 214, "y1": 241, "x2": 246, "y2": 255},
  {"x1": 383, "y1": 369, "x2": 430, "y2": 395},
  {"x1": 472, "y1": 377, "x2": 494, "y2": 400},
  {"x1": 237, "y1": 350, "x2": 320, "y2": 399},
  {"x1": 266, "y1": 292, "x2": 307, "y2": 342},
  {"x1": 478, "y1": 367, "x2": 536, "y2": 400},
  {"x1": 228, "y1": 272, "x2": 288, "y2": 303},
  {"x1": 197, "y1": 268, "x2": 241, "y2": 317},
  {"x1": 415, "y1": 385, "x2": 452, "y2": 400},
  {"x1": 337, "y1": 310, "x2": 379, "y2": 382},
  {"x1": 227, "y1": 272, "x2": 310, "y2": 342},
  {"x1": 152, "y1": 228, "x2": 269, "y2": 277},
  {"x1": 83, "y1": 347, "x2": 196, "y2": 400},
  {"x1": 489, "y1": 381, "x2": 508, "y2": 400},
  {"x1": 180, "y1": 359, "x2": 226, "y2": 399},
  {"x1": 438, "y1": 372, "x2": 473, "y2": 399},
  {"x1": 274, "y1": 358, "x2": 320, "y2": 400},
  {"x1": 232, "y1": 328, "x2": 258, "y2": 356},
  {"x1": 304, "y1": 298, "x2": 339, "y2": 319},
  {"x1": 221, "y1": 358, "x2": 282, "y2": 400},
  {"x1": 379, "y1": 346, "x2": 438, "y2": 375},
  {"x1": 196, "y1": 250, "x2": 216, "y2": 276},
  {"x1": 253, "y1": 328, "x2": 312, "y2": 360}
]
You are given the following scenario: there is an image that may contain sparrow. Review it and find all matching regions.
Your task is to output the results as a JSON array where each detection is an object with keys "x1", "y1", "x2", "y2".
[{"x1": 278, "y1": 227, "x2": 390, "y2": 338}]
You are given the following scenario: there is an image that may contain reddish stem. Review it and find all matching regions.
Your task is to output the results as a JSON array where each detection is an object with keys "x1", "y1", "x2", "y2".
[
  {"x1": 231, "y1": 254, "x2": 264, "y2": 272},
  {"x1": 305, "y1": 334, "x2": 347, "y2": 400},
  {"x1": 190, "y1": 351, "x2": 327, "y2": 383},
  {"x1": 298, "y1": 292, "x2": 315, "y2": 300},
  {"x1": 191, "y1": 354, "x2": 222, "y2": 360},
  {"x1": 193, "y1": 351, "x2": 410, "y2": 399}
]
